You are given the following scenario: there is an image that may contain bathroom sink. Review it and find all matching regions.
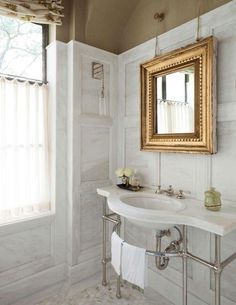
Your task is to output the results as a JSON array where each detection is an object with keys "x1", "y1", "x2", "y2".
[
  {"x1": 120, "y1": 195, "x2": 184, "y2": 211},
  {"x1": 107, "y1": 192, "x2": 186, "y2": 231},
  {"x1": 98, "y1": 186, "x2": 236, "y2": 236}
]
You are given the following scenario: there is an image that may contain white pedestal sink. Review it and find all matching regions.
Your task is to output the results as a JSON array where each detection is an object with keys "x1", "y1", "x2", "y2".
[
  {"x1": 97, "y1": 186, "x2": 236, "y2": 305},
  {"x1": 106, "y1": 191, "x2": 186, "y2": 230},
  {"x1": 118, "y1": 194, "x2": 185, "y2": 230},
  {"x1": 97, "y1": 185, "x2": 236, "y2": 236},
  {"x1": 120, "y1": 194, "x2": 184, "y2": 211}
]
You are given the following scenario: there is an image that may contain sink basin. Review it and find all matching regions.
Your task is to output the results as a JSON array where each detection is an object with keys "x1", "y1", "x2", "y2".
[
  {"x1": 98, "y1": 186, "x2": 236, "y2": 236},
  {"x1": 107, "y1": 193, "x2": 186, "y2": 231},
  {"x1": 120, "y1": 195, "x2": 184, "y2": 211}
]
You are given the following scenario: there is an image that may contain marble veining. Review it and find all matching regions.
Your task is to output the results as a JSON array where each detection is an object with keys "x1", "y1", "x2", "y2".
[
  {"x1": 81, "y1": 126, "x2": 110, "y2": 182},
  {"x1": 117, "y1": 2, "x2": 236, "y2": 303},
  {"x1": 81, "y1": 55, "x2": 110, "y2": 116},
  {"x1": 36, "y1": 280, "x2": 169, "y2": 305},
  {"x1": 98, "y1": 186, "x2": 236, "y2": 236},
  {"x1": 1, "y1": 3, "x2": 236, "y2": 305}
]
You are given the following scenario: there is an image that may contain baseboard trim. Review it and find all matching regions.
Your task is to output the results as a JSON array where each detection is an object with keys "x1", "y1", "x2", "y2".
[
  {"x1": 0, "y1": 263, "x2": 66, "y2": 305},
  {"x1": 68, "y1": 255, "x2": 102, "y2": 285},
  {"x1": 148, "y1": 268, "x2": 235, "y2": 305}
]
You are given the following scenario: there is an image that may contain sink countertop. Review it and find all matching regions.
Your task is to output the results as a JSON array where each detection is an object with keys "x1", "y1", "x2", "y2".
[{"x1": 97, "y1": 186, "x2": 236, "y2": 236}]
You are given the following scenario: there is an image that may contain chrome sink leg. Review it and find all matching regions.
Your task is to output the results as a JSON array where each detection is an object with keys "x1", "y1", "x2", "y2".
[
  {"x1": 215, "y1": 234, "x2": 221, "y2": 305},
  {"x1": 102, "y1": 200, "x2": 107, "y2": 286},
  {"x1": 116, "y1": 275, "x2": 121, "y2": 299},
  {"x1": 116, "y1": 215, "x2": 122, "y2": 299},
  {"x1": 182, "y1": 225, "x2": 188, "y2": 305}
]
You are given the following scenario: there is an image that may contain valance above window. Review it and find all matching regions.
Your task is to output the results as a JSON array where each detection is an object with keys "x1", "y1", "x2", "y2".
[{"x1": 0, "y1": 0, "x2": 63, "y2": 25}]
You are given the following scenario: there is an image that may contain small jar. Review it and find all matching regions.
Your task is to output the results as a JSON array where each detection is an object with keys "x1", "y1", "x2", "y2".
[
  {"x1": 204, "y1": 187, "x2": 221, "y2": 211},
  {"x1": 129, "y1": 170, "x2": 140, "y2": 188},
  {"x1": 121, "y1": 175, "x2": 129, "y2": 187}
]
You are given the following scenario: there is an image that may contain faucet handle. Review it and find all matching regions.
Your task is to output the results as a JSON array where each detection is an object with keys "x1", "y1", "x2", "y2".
[
  {"x1": 176, "y1": 190, "x2": 184, "y2": 199},
  {"x1": 155, "y1": 185, "x2": 162, "y2": 194},
  {"x1": 167, "y1": 185, "x2": 174, "y2": 195},
  {"x1": 176, "y1": 189, "x2": 191, "y2": 199},
  {"x1": 152, "y1": 184, "x2": 162, "y2": 194}
]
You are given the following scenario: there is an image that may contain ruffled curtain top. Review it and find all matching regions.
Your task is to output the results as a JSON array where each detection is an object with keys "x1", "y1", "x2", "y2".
[{"x1": 0, "y1": 0, "x2": 64, "y2": 25}]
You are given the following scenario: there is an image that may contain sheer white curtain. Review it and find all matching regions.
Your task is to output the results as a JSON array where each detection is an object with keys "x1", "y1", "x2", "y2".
[
  {"x1": 157, "y1": 101, "x2": 172, "y2": 133},
  {"x1": 0, "y1": 77, "x2": 50, "y2": 220},
  {"x1": 157, "y1": 101, "x2": 194, "y2": 134}
]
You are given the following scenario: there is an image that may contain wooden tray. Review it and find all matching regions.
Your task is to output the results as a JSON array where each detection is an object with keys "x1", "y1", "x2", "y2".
[{"x1": 117, "y1": 184, "x2": 143, "y2": 192}]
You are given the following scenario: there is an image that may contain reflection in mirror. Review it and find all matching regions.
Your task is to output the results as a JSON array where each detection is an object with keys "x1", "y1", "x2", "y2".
[
  {"x1": 141, "y1": 36, "x2": 216, "y2": 153},
  {"x1": 156, "y1": 65, "x2": 195, "y2": 134}
]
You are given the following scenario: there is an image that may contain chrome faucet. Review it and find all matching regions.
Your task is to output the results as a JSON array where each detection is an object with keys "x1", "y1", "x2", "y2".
[
  {"x1": 155, "y1": 185, "x2": 188, "y2": 199},
  {"x1": 164, "y1": 185, "x2": 175, "y2": 196},
  {"x1": 155, "y1": 185, "x2": 174, "y2": 196}
]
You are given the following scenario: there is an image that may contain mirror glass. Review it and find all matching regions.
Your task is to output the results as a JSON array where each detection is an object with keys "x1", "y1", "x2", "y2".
[
  {"x1": 156, "y1": 65, "x2": 195, "y2": 134},
  {"x1": 140, "y1": 36, "x2": 216, "y2": 154}
]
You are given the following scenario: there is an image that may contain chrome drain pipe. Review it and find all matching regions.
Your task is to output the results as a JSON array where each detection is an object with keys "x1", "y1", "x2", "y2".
[{"x1": 155, "y1": 226, "x2": 183, "y2": 270}]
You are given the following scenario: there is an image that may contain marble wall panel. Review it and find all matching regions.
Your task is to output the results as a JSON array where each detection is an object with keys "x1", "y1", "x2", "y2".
[
  {"x1": 125, "y1": 127, "x2": 154, "y2": 186},
  {"x1": 81, "y1": 55, "x2": 110, "y2": 115},
  {"x1": 118, "y1": 2, "x2": 236, "y2": 304},
  {"x1": 125, "y1": 58, "x2": 143, "y2": 117},
  {"x1": 0, "y1": 225, "x2": 51, "y2": 272},
  {"x1": 214, "y1": 22, "x2": 236, "y2": 103},
  {"x1": 161, "y1": 153, "x2": 209, "y2": 199},
  {"x1": 124, "y1": 220, "x2": 149, "y2": 249},
  {"x1": 220, "y1": 230, "x2": 236, "y2": 301},
  {"x1": 161, "y1": 154, "x2": 198, "y2": 194},
  {"x1": 212, "y1": 121, "x2": 236, "y2": 200},
  {"x1": 81, "y1": 126, "x2": 109, "y2": 182},
  {"x1": 80, "y1": 192, "x2": 103, "y2": 252}
]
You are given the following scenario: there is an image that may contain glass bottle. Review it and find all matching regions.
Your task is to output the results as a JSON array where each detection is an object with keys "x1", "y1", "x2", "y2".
[{"x1": 204, "y1": 187, "x2": 221, "y2": 211}]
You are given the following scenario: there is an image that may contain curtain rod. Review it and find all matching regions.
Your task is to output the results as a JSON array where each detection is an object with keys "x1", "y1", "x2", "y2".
[
  {"x1": 157, "y1": 98, "x2": 188, "y2": 105},
  {"x1": 0, "y1": 73, "x2": 47, "y2": 86}
]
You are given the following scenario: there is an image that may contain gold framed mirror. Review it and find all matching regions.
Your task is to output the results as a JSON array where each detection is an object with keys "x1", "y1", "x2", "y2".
[{"x1": 140, "y1": 36, "x2": 217, "y2": 154}]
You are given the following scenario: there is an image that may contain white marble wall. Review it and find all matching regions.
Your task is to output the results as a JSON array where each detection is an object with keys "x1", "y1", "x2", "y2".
[
  {"x1": 67, "y1": 41, "x2": 118, "y2": 284},
  {"x1": 1, "y1": 2, "x2": 236, "y2": 305},
  {"x1": 0, "y1": 39, "x2": 118, "y2": 305},
  {"x1": 117, "y1": 1, "x2": 236, "y2": 305},
  {"x1": 0, "y1": 41, "x2": 68, "y2": 305}
]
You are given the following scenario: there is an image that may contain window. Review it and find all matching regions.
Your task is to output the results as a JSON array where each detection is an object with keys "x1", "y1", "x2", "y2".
[
  {"x1": 0, "y1": 16, "x2": 50, "y2": 222},
  {"x1": 0, "y1": 16, "x2": 48, "y2": 81}
]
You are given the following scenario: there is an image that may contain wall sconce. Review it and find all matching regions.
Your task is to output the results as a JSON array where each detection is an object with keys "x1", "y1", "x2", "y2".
[
  {"x1": 92, "y1": 62, "x2": 106, "y2": 116},
  {"x1": 154, "y1": 12, "x2": 165, "y2": 22}
]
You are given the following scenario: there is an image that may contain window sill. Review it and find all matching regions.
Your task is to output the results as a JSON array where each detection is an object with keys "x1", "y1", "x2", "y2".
[{"x1": 0, "y1": 211, "x2": 55, "y2": 234}]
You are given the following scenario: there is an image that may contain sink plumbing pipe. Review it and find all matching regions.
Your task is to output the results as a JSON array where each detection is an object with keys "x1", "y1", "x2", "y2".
[{"x1": 155, "y1": 226, "x2": 183, "y2": 270}]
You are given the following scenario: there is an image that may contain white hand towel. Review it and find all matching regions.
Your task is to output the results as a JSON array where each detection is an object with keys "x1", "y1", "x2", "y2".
[
  {"x1": 121, "y1": 242, "x2": 147, "y2": 289},
  {"x1": 111, "y1": 232, "x2": 124, "y2": 275}
]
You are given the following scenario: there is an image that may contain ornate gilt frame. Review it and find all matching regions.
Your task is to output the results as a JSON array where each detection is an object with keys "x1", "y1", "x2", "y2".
[{"x1": 140, "y1": 36, "x2": 217, "y2": 154}]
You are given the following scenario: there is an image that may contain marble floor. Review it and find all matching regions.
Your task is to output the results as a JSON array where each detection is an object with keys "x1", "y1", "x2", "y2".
[{"x1": 35, "y1": 279, "x2": 172, "y2": 305}]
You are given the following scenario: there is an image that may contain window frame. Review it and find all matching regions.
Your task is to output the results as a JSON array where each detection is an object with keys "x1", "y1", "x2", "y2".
[
  {"x1": 42, "y1": 24, "x2": 49, "y2": 84},
  {"x1": 0, "y1": 20, "x2": 49, "y2": 84},
  {"x1": 0, "y1": 21, "x2": 50, "y2": 225}
]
